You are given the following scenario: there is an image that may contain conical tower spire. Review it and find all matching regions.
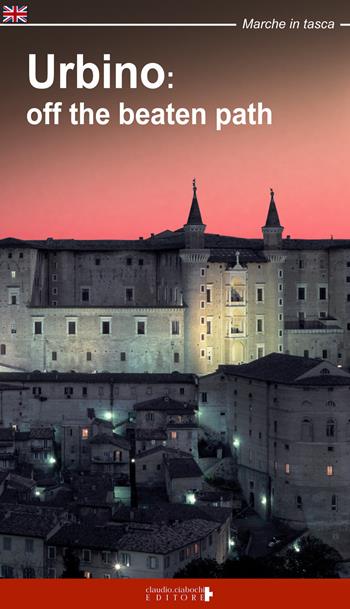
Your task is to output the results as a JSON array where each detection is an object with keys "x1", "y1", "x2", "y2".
[
  {"x1": 264, "y1": 188, "x2": 281, "y2": 228},
  {"x1": 262, "y1": 188, "x2": 284, "y2": 249},
  {"x1": 186, "y1": 178, "x2": 204, "y2": 225}
]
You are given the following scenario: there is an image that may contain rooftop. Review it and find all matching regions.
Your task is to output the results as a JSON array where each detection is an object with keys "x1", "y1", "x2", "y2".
[
  {"x1": 165, "y1": 457, "x2": 203, "y2": 480},
  {"x1": 218, "y1": 353, "x2": 347, "y2": 385},
  {"x1": 0, "y1": 371, "x2": 196, "y2": 385},
  {"x1": 134, "y1": 396, "x2": 196, "y2": 413},
  {"x1": 90, "y1": 433, "x2": 130, "y2": 450}
]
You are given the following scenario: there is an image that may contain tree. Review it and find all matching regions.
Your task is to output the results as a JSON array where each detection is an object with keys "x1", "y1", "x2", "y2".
[
  {"x1": 174, "y1": 559, "x2": 221, "y2": 578},
  {"x1": 61, "y1": 548, "x2": 85, "y2": 578},
  {"x1": 282, "y1": 536, "x2": 341, "y2": 578}
]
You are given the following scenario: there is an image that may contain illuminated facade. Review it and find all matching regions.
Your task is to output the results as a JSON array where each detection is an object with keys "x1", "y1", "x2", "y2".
[{"x1": 0, "y1": 183, "x2": 348, "y2": 375}]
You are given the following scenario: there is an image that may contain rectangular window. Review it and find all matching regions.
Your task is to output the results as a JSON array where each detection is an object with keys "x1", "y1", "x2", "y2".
[
  {"x1": 81, "y1": 288, "x2": 90, "y2": 303},
  {"x1": 331, "y1": 495, "x2": 338, "y2": 511},
  {"x1": 319, "y1": 286, "x2": 328, "y2": 300},
  {"x1": 120, "y1": 553, "x2": 131, "y2": 567},
  {"x1": 138, "y1": 259, "x2": 144, "y2": 266},
  {"x1": 256, "y1": 286, "x2": 264, "y2": 302},
  {"x1": 206, "y1": 319, "x2": 212, "y2": 335},
  {"x1": 200, "y1": 268, "x2": 205, "y2": 277},
  {"x1": 327, "y1": 465, "x2": 333, "y2": 476},
  {"x1": 64, "y1": 387, "x2": 73, "y2": 396},
  {"x1": 32, "y1": 387, "x2": 42, "y2": 396},
  {"x1": 206, "y1": 286, "x2": 212, "y2": 303},
  {"x1": 171, "y1": 320, "x2": 180, "y2": 335},
  {"x1": 126, "y1": 288, "x2": 134, "y2": 302},
  {"x1": 86, "y1": 351, "x2": 92, "y2": 361},
  {"x1": 137, "y1": 320, "x2": 146, "y2": 335},
  {"x1": 126, "y1": 257, "x2": 132, "y2": 266},
  {"x1": 174, "y1": 352, "x2": 180, "y2": 364},
  {"x1": 148, "y1": 556, "x2": 159, "y2": 570},
  {"x1": 101, "y1": 551, "x2": 110, "y2": 564},
  {"x1": 3, "y1": 537, "x2": 12, "y2": 551},
  {"x1": 322, "y1": 350, "x2": 328, "y2": 359},
  {"x1": 8, "y1": 288, "x2": 19, "y2": 305},
  {"x1": 95, "y1": 258, "x2": 101, "y2": 266},
  {"x1": 285, "y1": 463, "x2": 290, "y2": 475},
  {"x1": 256, "y1": 317, "x2": 264, "y2": 333},
  {"x1": 52, "y1": 351, "x2": 57, "y2": 361},
  {"x1": 82, "y1": 549, "x2": 91, "y2": 562},
  {"x1": 120, "y1": 352, "x2": 126, "y2": 361},
  {"x1": 257, "y1": 345, "x2": 265, "y2": 359},
  {"x1": 34, "y1": 320, "x2": 43, "y2": 335},
  {"x1": 0, "y1": 344, "x2": 6, "y2": 355},
  {"x1": 47, "y1": 546, "x2": 56, "y2": 559},
  {"x1": 81, "y1": 428, "x2": 89, "y2": 439},
  {"x1": 170, "y1": 431, "x2": 177, "y2": 440},
  {"x1": 297, "y1": 286, "x2": 306, "y2": 301},
  {"x1": 67, "y1": 320, "x2": 76, "y2": 335},
  {"x1": 201, "y1": 392, "x2": 208, "y2": 403},
  {"x1": 101, "y1": 320, "x2": 111, "y2": 335}
]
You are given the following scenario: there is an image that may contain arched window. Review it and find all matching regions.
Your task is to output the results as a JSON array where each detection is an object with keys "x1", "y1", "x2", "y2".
[
  {"x1": 22, "y1": 567, "x2": 35, "y2": 578},
  {"x1": 320, "y1": 368, "x2": 330, "y2": 375},
  {"x1": 326, "y1": 400, "x2": 336, "y2": 408},
  {"x1": 301, "y1": 418, "x2": 313, "y2": 441},
  {"x1": 326, "y1": 418, "x2": 336, "y2": 439},
  {"x1": 296, "y1": 495, "x2": 303, "y2": 510}
]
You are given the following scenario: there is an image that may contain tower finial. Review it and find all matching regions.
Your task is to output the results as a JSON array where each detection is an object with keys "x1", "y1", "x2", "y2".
[
  {"x1": 270, "y1": 187, "x2": 274, "y2": 198},
  {"x1": 193, "y1": 177, "x2": 197, "y2": 196}
]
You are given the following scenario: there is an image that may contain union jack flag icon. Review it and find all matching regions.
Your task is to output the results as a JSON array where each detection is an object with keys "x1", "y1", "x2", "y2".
[{"x1": 2, "y1": 5, "x2": 28, "y2": 23}]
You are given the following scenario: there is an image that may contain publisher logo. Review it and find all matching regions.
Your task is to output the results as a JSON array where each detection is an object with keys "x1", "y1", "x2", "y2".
[{"x1": 145, "y1": 585, "x2": 214, "y2": 603}]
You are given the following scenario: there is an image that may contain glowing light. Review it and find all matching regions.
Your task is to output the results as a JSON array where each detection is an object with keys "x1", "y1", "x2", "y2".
[
  {"x1": 131, "y1": 458, "x2": 135, "y2": 463},
  {"x1": 104, "y1": 411, "x2": 113, "y2": 421},
  {"x1": 229, "y1": 538, "x2": 235, "y2": 548},
  {"x1": 233, "y1": 438, "x2": 240, "y2": 448},
  {"x1": 293, "y1": 542, "x2": 301, "y2": 553},
  {"x1": 261, "y1": 495, "x2": 267, "y2": 506},
  {"x1": 186, "y1": 492, "x2": 196, "y2": 505},
  {"x1": 35, "y1": 489, "x2": 41, "y2": 497},
  {"x1": 48, "y1": 456, "x2": 56, "y2": 464},
  {"x1": 114, "y1": 563, "x2": 121, "y2": 571}
]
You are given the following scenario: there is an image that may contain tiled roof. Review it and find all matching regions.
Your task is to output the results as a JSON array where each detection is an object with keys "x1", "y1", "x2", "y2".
[
  {"x1": 219, "y1": 353, "x2": 323, "y2": 384},
  {"x1": 165, "y1": 457, "x2": 202, "y2": 480},
  {"x1": 90, "y1": 433, "x2": 130, "y2": 450},
  {"x1": 135, "y1": 447, "x2": 191, "y2": 460},
  {"x1": 285, "y1": 320, "x2": 342, "y2": 331},
  {"x1": 48, "y1": 523, "x2": 125, "y2": 550},
  {"x1": 29, "y1": 428, "x2": 54, "y2": 440},
  {"x1": 0, "y1": 511, "x2": 58, "y2": 537},
  {"x1": 112, "y1": 503, "x2": 231, "y2": 525},
  {"x1": 0, "y1": 429, "x2": 14, "y2": 442},
  {"x1": 118, "y1": 519, "x2": 218, "y2": 554},
  {"x1": 134, "y1": 396, "x2": 195, "y2": 412},
  {"x1": 135, "y1": 429, "x2": 167, "y2": 441}
]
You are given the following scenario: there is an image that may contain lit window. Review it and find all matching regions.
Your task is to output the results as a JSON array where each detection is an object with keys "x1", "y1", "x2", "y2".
[
  {"x1": 327, "y1": 465, "x2": 333, "y2": 476},
  {"x1": 285, "y1": 463, "x2": 290, "y2": 474},
  {"x1": 81, "y1": 428, "x2": 89, "y2": 439},
  {"x1": 11, "y1": 271, "x2": 16, "y2": 279},
  {"x1": 170, "y1": 431, "x2": 177, "y2": 439}
]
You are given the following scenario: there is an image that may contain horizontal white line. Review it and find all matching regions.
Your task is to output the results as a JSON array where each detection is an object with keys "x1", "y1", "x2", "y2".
[
  {"x1": 340, "y1": 23, "x2": 350, "y2": 26},
  {"x1": 0, "y1": 22, "x2": 238, "y2": 27}
]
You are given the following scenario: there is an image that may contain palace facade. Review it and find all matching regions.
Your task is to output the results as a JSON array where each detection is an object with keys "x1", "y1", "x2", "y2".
[{"x1": 0, "y1": 182, "x2": 348, "y2": 375}]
